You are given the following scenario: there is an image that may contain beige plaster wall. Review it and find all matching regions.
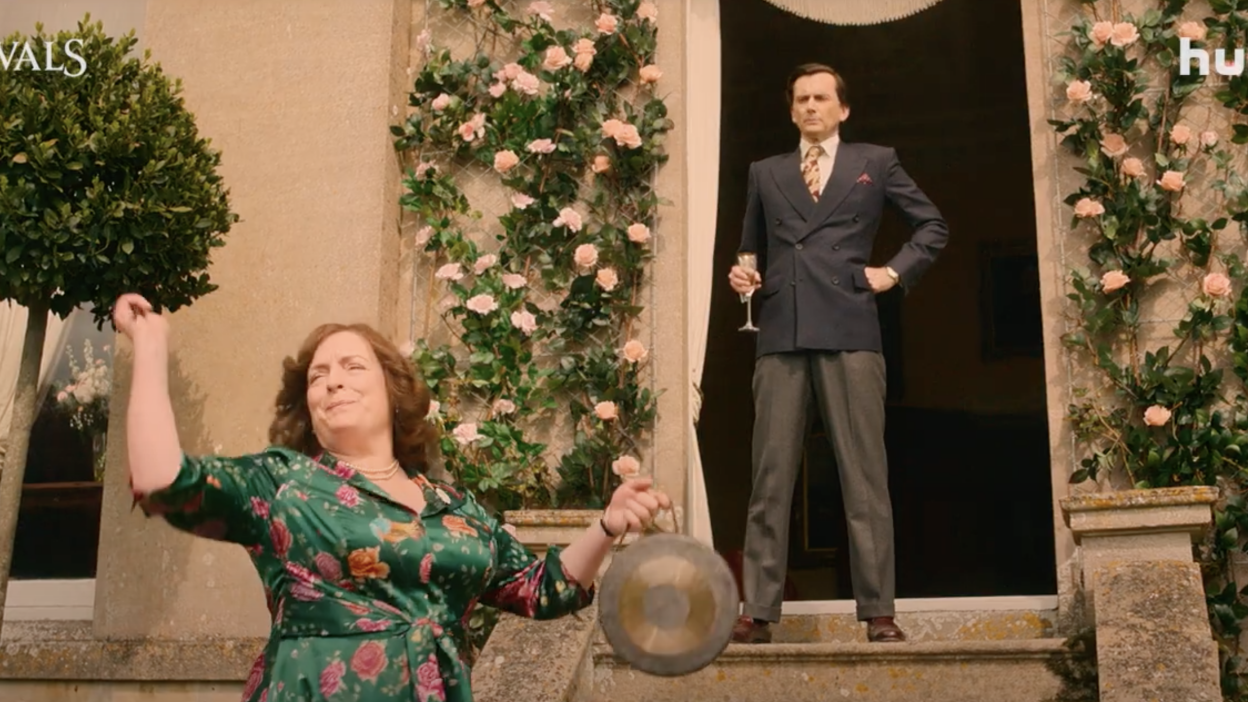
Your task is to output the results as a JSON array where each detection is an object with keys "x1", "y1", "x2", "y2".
[
  {"x1": 0, "y1": 0, "x2": 145, "y2": 41},
  {"x1": 91, "y1": 0, "x2": 411, "y2": 638}
]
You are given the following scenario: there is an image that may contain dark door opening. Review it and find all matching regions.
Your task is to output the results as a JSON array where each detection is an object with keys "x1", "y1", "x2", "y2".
[{"x1": 698, "y1": 0, "x2": 1057, "y2": 601}]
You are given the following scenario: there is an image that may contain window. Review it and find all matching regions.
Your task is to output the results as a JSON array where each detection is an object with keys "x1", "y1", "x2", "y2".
[{"x1": 1, "y1": 302, "x2": 112, "y2": 620}]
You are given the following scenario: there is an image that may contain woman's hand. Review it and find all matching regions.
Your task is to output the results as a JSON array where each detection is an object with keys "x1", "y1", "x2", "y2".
[
  {"x1": 603, "y1": 477, "x2": 672, "y2": 535},
  {"x1": 112, "y1": 293, "x2": 168, "y2": 343}
]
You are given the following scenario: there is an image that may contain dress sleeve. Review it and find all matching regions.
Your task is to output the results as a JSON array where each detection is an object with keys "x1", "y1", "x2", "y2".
[
  {"x1": 132, "y1": 448, "x2": 286, "y2": 547},
  {"x1": 459, "y1": 492, "x2": 594, "y2": 620}
]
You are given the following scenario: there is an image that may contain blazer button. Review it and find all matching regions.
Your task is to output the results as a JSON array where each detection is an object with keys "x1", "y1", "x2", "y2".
[
  {"x1": 790, "y1": 281, "x2": 796, "y2": 287},
  {"x1": 832, "y1": 277, "x2": 840, "y2": 285},
  {"x1": 795, "y1": 243, "x2": 803, "y2": 250},
  {"x1": 833, "y1": 244, "x2": 840, "y2": 250},
  {"x1": 775, "y1": 218, "x2": 782, "y2": 225},
  {"x1": 853, "y1": 215, "x2": 860, "y2": 222}
]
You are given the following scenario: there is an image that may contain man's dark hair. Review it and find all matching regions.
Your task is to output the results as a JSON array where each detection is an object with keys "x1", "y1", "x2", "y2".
[{"x1": 785, "y1": 63, "x2": 849, "y2": 107}]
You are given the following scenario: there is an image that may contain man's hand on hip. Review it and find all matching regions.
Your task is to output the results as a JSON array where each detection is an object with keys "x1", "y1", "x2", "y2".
[
  {"x1": 864, "y1": 266, "x2": 899, "y2": 293},
  {"x1": 729, "y1": 265, "x2": 761, "y2": 295}
]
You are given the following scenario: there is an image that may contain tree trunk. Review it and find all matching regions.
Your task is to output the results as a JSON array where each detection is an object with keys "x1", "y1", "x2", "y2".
[{"x1": 0, "y1": 301, "x2": 49, "y2": 638}]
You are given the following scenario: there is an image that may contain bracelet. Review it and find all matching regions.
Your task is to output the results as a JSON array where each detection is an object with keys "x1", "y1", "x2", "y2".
[{"x1": 599, "y1": 515, "x2": 620, "y2": 538}]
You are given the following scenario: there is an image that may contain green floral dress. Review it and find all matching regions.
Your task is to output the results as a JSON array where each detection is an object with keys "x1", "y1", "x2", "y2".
[{"x1": 134, "y1": 446, "x2": 594, "y2": 701}]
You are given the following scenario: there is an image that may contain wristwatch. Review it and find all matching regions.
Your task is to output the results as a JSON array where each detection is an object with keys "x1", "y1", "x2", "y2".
[{"x1": 884, "y1": 266, "x2": 900, "y2": 284}]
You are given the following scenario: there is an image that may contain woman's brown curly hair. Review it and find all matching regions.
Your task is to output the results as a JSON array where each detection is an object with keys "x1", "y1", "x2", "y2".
[{"x1": 268, "y1": 323, "x2": 439, "y2": 475}]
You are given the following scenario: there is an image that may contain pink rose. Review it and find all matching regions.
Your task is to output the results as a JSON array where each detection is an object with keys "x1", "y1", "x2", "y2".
[
  {"x1": 639, "y1": 65, "x2": 662, "y2": 83},
  {"x1": 594, "y1": 401, "x2": 618, "y2": 420},
  {"x1": 511, "y1": 309, "x2": 537, "y2": 334},
  {"x1": 474, "y1": 254, "x2": 497, "y2": 275},
  {"x1": 511, "y1": 193, "x2": 535, "y2": 209},
  {"x1": 596, "y1": 13, "x2": 619, "y2": 34},
  {"x1": 1177, "y1": 21, "x2": 1206, "y2": 41},
  {"x1": 622, "y1": 339, "x2": 648, "y2": 363},
  {"x1": 573, "y1": 243, "x2": 598, "y2": 268},
  {"x1": 1073, "y1": 197, "x2": 1104, "y2": 218},
  {"x1": 637, "y1": 1, "x2": 658, "y2": 22},
  {"x1": 513, "y1": 70, "x2": 540, "y2": 95},
  {"x1": 1170, "y1": 124, "x2": 1191, "y2": 145},
  {"x1": 415, "y1": 654, "x2": 445, "y2": 701},
  {"x1": 1200, "y1": 130, "x2": 1218, "y2": 148},
  {"x1": 1122, "y1": 157, "x2": 1145, "y2": 177},
  {"x1": 543, "y1": 45, "x2": 572, "y2": 70},
  {"x1": 592, "y1": 154, "x2": 611, "y2": 173},
  {"x1": 1089, "y1": 21, "x2": 1113, "y2": 46},
  {"x1": 467, "y1": 0, "x2": 486, "y2": 7},
  {"x1": 627, "y1": 223, "x2": 650, "y2": 244},
  {"x1": 1143, "y1": 405, "x2": 1172, "y2": 427},
  {"x1": 574, "y1": 52, "x2": 594, "y2": 72},
  {"x1": 494, "y1": 149, "x2": 520, "y2": 173},
  {"x1": 596, "y1": 267, "x2": 619, "y2": 291},
  {"x1": 453, "y1": 422, "x2": 481, "y2": 445},
  {"x1": 1101, "y1": 270, "x2": 1130, "y2": 293},
  {"x1": 431, "y1": 93, "x2": 451, "y2": 111},
  {"x1": 527, "y1": 138, "x2": 556, "y2": 154},
  {"x1": 251, "y1": 497, "x2": 270, "y2": 518},
  {"x1": 493, "y1": 398, "x2": 516, "y2": 415},
  {"x1": 420, "y1": 553, "x2": 434, "y2": 583},
  {"x1": 270, "y1": 519, "x2": 293, "y2": 557},
  {"x1": 612, "y1": 455, "x2": 640, "y2": 477},
  {"x1": 1066, "y1": 80, "x2": 1092, "y2": 102},
  {"x1": 555, "y1": 208, "x2": 583, "y2": 232},
  {"x1": 466, "y1": 294, "x2": 498, "y2": 315},
  {"x1": 1100, "y1": 133, "x2": 1128, "y2": 157},
  {"x1": 501, "y1": 273, "x2": 527, "y2": 289},
  {"x1": 1110, "y1": 22, "x2": 1139, "y2": 47},
  {"x1": 336, "y1": 484, "x2": 360, "y2": 508},
  {"x1": 1158, "y1": 170, "x2": 1185, "y2": 192},
  {"x1": 489, "y1": 82, "x2": 506, "y2": 98},
  {"x1": 314, "y1": 552, "x2": 343, "y2": 581},
  {"x1": 609, "y1": 123, "x2": 642, "y2": 149},
  {"x1": 435, "y1": 263, "x2": 463, "y2": 281},
  {"x1": 1203, "y1": 272, "x2": 1232, "y2": 297},
  {"x1": 528, "y1": 1, "x2": 554, "y2": 21},
  {"x1": 319, "y1": 660, "x2": 346, "y2": 698},
  {"x1": 350, "y1": 641, "x2": 388, "y2": 683}
]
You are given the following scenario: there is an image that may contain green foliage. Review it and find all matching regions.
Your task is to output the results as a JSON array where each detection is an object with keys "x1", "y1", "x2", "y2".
[
  {"x1": 395, "y1": 1, "x2": 667, "y2": 512},
  {"x1": 1053, "y1": 2, "x2": 1248, "y2": 697},
  {"x1": 0, "y1": 17, "x2": 238, "y2": 326}
]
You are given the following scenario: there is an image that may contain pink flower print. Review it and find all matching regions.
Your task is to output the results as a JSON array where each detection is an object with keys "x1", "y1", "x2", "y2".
[
  {"x1": 373, "y1": 599, "x2": 405, "y2": 616},
  {"x1": 250, "y1": 497, "x2": 270, "y2": 518},
  {"x1": 241, "y1": 653, "x2": 266, "y2": 700},
  {"x1": 314, "y1": 553, "x2": 343, "y2": 581},
  {"x1": 319, "y1": 660, "x2": 346, "y2": 697},
  {"x1": 270, "y1": 519, "x2": 293, "y2": 557},
  {"x1": 344, "y1": 601, "x2": 370, "y2": 616},
  {"x1": 350, "y1": 641, "x2": 389, "y2": 683},
  {"x1": 290, "y1": 582, "x2": 323, "y2": 601},
  {"x1": 415, "y1": 654, "x2": 446, "y2": 701},
  {"x1": 336, "y1": 484, "x2": 360, "y2": 508},
  {"x1": 420, "y1": 553, "x2": 434, "y2": 583},
  {"x1": 354, "y1": 618, "x2": 391, "y2": 633}
]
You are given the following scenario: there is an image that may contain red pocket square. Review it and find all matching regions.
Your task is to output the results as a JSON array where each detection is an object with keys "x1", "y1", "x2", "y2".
[{"x1": 856, "y1": 173, "x2": 873, "y2": 185}]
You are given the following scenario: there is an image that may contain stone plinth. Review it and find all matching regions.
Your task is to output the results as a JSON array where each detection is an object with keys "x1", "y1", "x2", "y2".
[
  {"x1": 1060, "y1": 486, "x2": 1221, "y2": 701},
  {"x1": 1093, "y1": 560, "x2": 1220, "y2": 702}
]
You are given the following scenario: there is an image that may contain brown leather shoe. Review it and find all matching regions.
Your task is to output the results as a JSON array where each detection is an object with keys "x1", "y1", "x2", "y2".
[
  {"x1": 866, "y1": 616, "x2": 906, "y2": 643},
  {"x1": 731, "y1": 615, "x2": 772, "y2": 643}
]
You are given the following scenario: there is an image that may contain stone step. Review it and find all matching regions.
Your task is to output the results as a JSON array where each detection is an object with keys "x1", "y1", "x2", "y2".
[
  {"x1": 770, "y1": 608, "x2": 1057, "y2": 643},
  {"x1": 587, "y1": 639, "x2": 1072, "y2": 702}
]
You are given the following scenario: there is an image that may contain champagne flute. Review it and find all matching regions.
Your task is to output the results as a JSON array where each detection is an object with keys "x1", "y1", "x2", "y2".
[{"x1": 738, "y1": 253, "x2": 760, "y2": 332}]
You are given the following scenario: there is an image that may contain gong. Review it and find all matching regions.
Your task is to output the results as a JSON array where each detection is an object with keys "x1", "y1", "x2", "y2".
[{"x1": 599, "y1": 532, "x2": 739, "y2": 676}]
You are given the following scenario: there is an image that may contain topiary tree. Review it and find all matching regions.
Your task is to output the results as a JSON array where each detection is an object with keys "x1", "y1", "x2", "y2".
[{"x1": 0, "y1": 16, "x2": 238, "y2": 636}]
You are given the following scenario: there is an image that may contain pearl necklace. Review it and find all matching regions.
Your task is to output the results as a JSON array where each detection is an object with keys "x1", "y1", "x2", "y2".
[{"x1": 335, "y1": 456, "x2": 401, "y2": 481}]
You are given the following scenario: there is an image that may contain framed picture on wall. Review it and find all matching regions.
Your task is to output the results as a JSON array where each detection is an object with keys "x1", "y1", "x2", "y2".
[{"x1": 979, "y1": 242, "x2": 1044, "y2": 360}]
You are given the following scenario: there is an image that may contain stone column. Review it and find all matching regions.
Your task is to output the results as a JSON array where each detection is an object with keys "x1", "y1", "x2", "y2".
[
  {"x1": 1061, "y1": 486, "x2": 1221, "y2": 702},
  {"x1": 93, "y1": 0, "x2": 411, "y2": 639}
]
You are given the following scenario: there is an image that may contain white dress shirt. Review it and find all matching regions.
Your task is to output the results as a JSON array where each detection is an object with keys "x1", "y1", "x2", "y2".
[{"x1": 798, "y1": 133, "x2": 839, "y2": 196}]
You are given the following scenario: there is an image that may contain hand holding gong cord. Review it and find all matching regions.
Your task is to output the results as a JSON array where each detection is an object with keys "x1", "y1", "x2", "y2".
[{"x1": 599, "y1": 476, "x2": 673, "y2": 540}]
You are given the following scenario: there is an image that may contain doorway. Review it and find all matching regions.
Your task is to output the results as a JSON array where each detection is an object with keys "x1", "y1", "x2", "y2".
[{"x1": 697, "y1": 0, "x2": 1057, "y2": 603}]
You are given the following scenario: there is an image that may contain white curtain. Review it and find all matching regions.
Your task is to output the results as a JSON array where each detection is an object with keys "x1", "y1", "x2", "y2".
[
  {"x1": 0, "y1": 303, "x2": 70, "y2": 445},
  {"x1": 684, "y1": 0, "x2": 720, "y2": 549}
]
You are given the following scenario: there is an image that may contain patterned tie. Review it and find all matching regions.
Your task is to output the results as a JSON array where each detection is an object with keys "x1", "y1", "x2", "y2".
[{"x1": 802, "y1": 145, "x2": 824, "y2": 201}]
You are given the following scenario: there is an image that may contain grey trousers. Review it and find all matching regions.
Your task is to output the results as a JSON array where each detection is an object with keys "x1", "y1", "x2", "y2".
[{"x1": 740, "y1": 350, "x2": 896, "y2": 622}]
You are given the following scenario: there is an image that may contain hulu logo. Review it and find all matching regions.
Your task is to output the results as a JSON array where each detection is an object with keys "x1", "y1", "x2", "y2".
[{"x1": 1180, "y1": 37, "x2": 1245, "y2": 76}]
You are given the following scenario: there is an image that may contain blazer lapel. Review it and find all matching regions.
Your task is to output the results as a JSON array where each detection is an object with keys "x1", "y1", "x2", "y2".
[
  {"x1": 805, "y1": 142, "x2": 868, "y2": 236},
  {"x1": 770, "y1": 150, "x2": 816, "y2": 223}
]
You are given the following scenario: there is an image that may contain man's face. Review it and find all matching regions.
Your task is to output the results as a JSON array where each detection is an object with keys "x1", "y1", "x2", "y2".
[{"x1": 789, "y1": 72, "x2": 849, "y2": 143}]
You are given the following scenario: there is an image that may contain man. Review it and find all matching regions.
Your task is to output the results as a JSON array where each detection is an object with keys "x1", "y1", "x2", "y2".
[{"x1": 729, "y1": 63, "x2": 948, "y2": 644}]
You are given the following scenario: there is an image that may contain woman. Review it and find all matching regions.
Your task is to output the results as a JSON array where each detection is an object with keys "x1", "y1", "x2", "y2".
[{"x1": 115, "y1": 293, "x2": 670, "y2": 701}]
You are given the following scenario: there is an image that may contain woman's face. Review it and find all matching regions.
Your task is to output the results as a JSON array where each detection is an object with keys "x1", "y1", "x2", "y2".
[{"x1": 306, "y1": 331, "x2": 391, "y2": 449}]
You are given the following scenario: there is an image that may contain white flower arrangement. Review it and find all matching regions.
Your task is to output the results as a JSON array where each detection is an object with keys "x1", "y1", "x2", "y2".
[{"x1": 55, "y1": 338, "x2": 112, "y2": 438}]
